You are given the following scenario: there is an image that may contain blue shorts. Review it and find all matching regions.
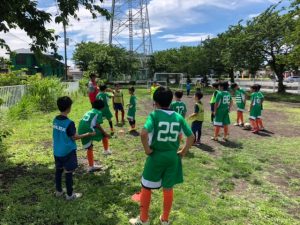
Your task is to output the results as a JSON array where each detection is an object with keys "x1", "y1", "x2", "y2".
[
  {"x1": 114, "y1": 103, "x2": 124, "y2": 111},
  {"x1": 54, "y1": 150, "x2": 78, "y2": 172}
]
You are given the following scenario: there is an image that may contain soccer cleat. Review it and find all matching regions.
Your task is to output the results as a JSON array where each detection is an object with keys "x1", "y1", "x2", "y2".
[
  {"x1": 211, "y1": 137, "x2": 218, "y2": 141},
  {"x1": 55, "y1": 191, "x2": 64, "y2": 197},
  {"x1": 239, "y1": 123, "x2": 244, "y2": 127},
  {"x1": 251, "y1": 129, "x2": 259, "y2": 134},
  {"x1": 259, "y1": 127, "x2": 265, "y2": 131},
  {"x1": 88, "y1": 165, "x2": 102, "y2": 173},
  {"x1": 103, "y1": 149, "x2": 112, "y2": 155},
  {"x1": 66, "y1": 192, "x2": 82, "y2": 201},
  {"x1": 159, "y1": 216, "x2": 170, "y2": 225},
  {"x1": 129, "y1": 217, "x2": 149, "y2": 225},
  {"x1": 234, "y1": 123, "x2": 239, "y2": 126}
]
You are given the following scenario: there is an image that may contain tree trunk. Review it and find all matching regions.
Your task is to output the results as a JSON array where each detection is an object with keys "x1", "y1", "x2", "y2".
[
  {"x1": 274, "y1": 65, "x2": 285, "y2": 93},
  {"x1": 229, "y1": 68, "x2": 235, "y2": 83}
]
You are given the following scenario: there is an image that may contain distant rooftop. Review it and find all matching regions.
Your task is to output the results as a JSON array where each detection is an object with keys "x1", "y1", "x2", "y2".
[{"x1": 13, "y1": 48, "x2": 34, "y2": 54}]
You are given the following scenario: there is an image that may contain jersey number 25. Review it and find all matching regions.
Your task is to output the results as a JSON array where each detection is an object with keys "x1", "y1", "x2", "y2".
[{"x1": 157, "y1": 122, "x2": 180, "y2": 142}]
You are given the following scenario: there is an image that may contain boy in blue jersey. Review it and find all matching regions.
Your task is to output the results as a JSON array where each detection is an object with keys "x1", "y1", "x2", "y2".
[{"x1": 53, "y1": 96, "x2": 95, "y2": 200}]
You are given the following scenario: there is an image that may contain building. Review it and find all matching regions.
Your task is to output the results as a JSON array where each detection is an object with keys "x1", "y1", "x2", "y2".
[
  {"x1": 67, "y1": 67, "x2": 83, "y2": 80},
  {"x1": 10, "y1": 48, "x2": 65, "y2": 77}
]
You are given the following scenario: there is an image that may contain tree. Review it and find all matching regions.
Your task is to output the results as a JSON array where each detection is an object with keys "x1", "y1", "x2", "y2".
[
  {"x1": 246, "y1": 5, "x2": 295, "y2": 92},
  {"x1": 0, "y1": 0, "x2": 110, "y2": 53}
]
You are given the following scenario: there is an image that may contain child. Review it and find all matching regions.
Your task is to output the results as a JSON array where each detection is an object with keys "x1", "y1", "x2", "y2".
[
  {"x1": 113, "y1": 83, "x2": 125, "y2": 125},
  {"x1": 53, "y1": 96, "x2": 95, "y2": 200},
  {"x1": 256, "y1": 84, "x2": 265, "y2": 130},
  {"x1": 189, "y1": 92, "x2": 204, "y2": 145},
  {"x1": 127, "y1": 87, "x2": 137, "y2": 131},
  {"x1": 129, "y1": 87, "x2": 194, "y2": 225},
  {"x1": 88, "y1": 73, "x2": 99, "y2": 104},
  {"x1": 249, "y1": 85, "x2": 262, "y2": 133},
  {"x1": 212, "y1": 82, "x2": 233, "y2": 141},
  {"x1": 186, "y1": 81, "x2": 191, "y2": 96},
  {"x1": 231, "y1": 83, "x2": 246, "y2": 126},
  {"x1": 170, "y1": 90, "x2": 187, "y2": 118},
  {"x1": 78, "y1": 99, "x2": 112, "y2": 172},
  {"x1": 210, "y1": 82, "x2": 219, "y2": 123},
  {"x1": 96, "y1": 85, "x2": 114, "y2": 135},
  {"x1": 195, "y1": 80, "x2": 202, "y2": 92},
  {"x1": 150, "y1": 81, "x2": 159, "y2": 100}
]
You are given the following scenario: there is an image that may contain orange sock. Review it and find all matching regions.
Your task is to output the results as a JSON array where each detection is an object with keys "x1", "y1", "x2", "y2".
[
  {"x1": 224, "y1": 125, "x2": 229, "y2": 137},
  {"x1": 240, "y1": 112, "x2": 244, "y2": 124},
  {"x1": 257, "y1": 118, "x2": 264, "y2": 128},
  {"x1": 162, "y1": 189, "x2": 173, "y2": 221},
  {"x1": 140, "y1": 187, "x2": 152, "y2": 222},
  {"x1": 250, "y1": 119, "x2": 257, "y2": 130},
  {"x1": 87, "y1": 147, "x2": 94, "y2": 167},
  {"x1": 214, "y1": 126, "x2": 220, "y2": 138},
  {"x1": 102, "y1": 137, "x2": 109, "y2": 151},
  {"x1": 237, "y1": 111, "x2": 241, "y2": 124}
]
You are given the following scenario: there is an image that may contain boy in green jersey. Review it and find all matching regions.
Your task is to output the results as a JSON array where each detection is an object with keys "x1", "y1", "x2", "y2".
[
  {"x1": 127, "y1": 86, "x2": 137, "y2": 131},
  {"x1": 189, "y1": 91, "x2": 204, "y2": 145},
  {"x1": 231, "y1": 83, "x2": 246, "y2": 126},
  {"x1": 170, "y1": 90, "x2": 187, "y2": 117},
  {"x1": 129, "y1": 87, "x2": 195, "y2": 225},
  {"x1": 96, "y1": 85, "x2": 114, "y2": 135},
  {"x1": 249, "y1": 85, "x2": 262, "y2": 133},
  {"x1": 256, "y1": 84, "x2": 265, "y2": 130},
  {"x1": 210, "y1": 82, "x2": 220, "y2": 123},
  {"x1": 78, "y1": 100, "x2": 112, "y2": 172},
  {"x1": 212, "y1": 82, "x2": 233, "y2": 141}
]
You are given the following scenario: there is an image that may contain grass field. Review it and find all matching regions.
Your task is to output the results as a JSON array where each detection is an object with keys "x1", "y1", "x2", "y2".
[{"x1": 0, "y1": 89, "x2": 300, "y2": 225}]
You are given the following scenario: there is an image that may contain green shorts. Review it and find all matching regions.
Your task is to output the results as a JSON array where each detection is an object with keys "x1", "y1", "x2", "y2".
[
  {"x1": 101, "y1": 107, "x2": 113, "y2": 120},
  {"x1": 214, "y1": 110, "x2": 230, "y2": 126},
  {"x1": 236, "y1": 103, "x2": 245, "y2": 112},
  {"x1": 78, "y1": 127, "x2": 103, "y2": 149},
  {"x1": 127, "y1": 109, "x2": 136, "y2": 120},
  {"x1": 141, "y1": 151, "x2": 183, "y2": 189},
  {"x1": 250, "y1": 107, "x2": 262, "y2": 120}
]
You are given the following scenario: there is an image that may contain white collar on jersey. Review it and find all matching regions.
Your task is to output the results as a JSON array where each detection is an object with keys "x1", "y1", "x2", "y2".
[{"x1": 157, "y1": 109, "x2": 175, "y2": 115}]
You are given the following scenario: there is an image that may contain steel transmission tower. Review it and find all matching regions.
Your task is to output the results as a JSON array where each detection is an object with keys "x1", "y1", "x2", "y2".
[{"x1": 109, "y1": 0, "x2": 153, "y2": 72}]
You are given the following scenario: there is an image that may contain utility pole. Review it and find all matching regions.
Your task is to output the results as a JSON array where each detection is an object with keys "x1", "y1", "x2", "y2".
[{"x1": 63, "y1": 22, "x2": 68, "y2": 81}]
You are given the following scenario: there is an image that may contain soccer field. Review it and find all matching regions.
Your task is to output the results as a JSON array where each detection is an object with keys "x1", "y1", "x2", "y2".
[{"x1": 0, "y1": 89, "x2": 300, "y2": 225}]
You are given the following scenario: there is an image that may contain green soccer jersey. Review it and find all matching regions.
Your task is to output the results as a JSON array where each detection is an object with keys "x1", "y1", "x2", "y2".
[
  {"x1": 235, "y1": 88, "x2": 246, "y2": 110},
  {"x1": 170, "y1": 101, "x2": 187, "y2": 117},
  {"x1": 78, "y1": 109, "x2": 103, "y2": 131},
  {"x1": 144, "y1": 109, "x2": 193, "y2": 152},
  {"x1": 96, "y1": 92, "x2": 110, "y2": 107},
  {"x1": 215, "y1": 91, "x2": 232, "y2": 112},
  {"x1": 251, "y1": 92, "x2": 261, "y2": 109},
  {"x1": 129, "y1": 95, "x2": 137, "y2": 110}
]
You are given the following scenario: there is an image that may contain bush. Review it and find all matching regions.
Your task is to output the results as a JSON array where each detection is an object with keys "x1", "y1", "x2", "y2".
[
  {"x1": 0, "y1": 113, "x2": 12, "y2": 142},
  {"x1": 9, "y1": 76, "x2": 65, "y2": 119},
  {"x1": 0, "y1": 70, "x2": 28, "y2": 86}
]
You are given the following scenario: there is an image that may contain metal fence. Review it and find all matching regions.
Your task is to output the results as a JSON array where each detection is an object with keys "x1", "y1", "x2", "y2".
[{"x1": 0, "y1": 81, "x2": 79, "y2": 110}]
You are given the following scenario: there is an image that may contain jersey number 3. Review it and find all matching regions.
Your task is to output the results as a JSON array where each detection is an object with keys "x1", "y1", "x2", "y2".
[{"x1": 157, "y1": 122, "x2": 180, "y2": 142}]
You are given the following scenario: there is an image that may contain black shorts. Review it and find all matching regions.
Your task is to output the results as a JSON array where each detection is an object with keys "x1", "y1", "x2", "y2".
[
  {"x1": 54, "y1": 150, "x2": 78, "y2": 172},
  {"x1": 114, "y1": 103, "x2": 124, "y2": 111}
]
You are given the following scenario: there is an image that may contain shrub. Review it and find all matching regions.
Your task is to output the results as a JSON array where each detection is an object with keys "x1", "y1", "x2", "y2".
[
  {"x1": 0, "y1": 70, "x2": 28, "y2": 86},
  {"x1": 0, "y1": 113, "x2": 12, "y2": 142}
]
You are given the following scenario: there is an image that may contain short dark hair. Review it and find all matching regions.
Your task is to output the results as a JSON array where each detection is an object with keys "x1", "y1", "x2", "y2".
[
  {"x1": 250, "y1": 85, "x2": 258, "y2": 91},
  {"x1": 153, "y1": 86, "x2": 173, "y2": 108},
  {"x1": 57, "y1": 96, "x2": 73, "y2": 112},
  {"x1": 220, "y1": 81, "x2": 229, "y2": 91},
  {"x1": 129, "y1": 86, "x2": 135, "y2": 93},
  {"x1": 231, "y1": 83, "x2": 238, "y2": 89},
  {"x1": 92, "y1": 99, "x2": 105, "y2": 110},
  {"x1": 256, "y1": 84, "x2": 262, "y2": 91},
  {"x1": 212, "y1": 82, "x2": 219, "y2": 89},
  {"x1": 89, "y1": 73, "x2": 96, "y2": 79},
  {"x1": 175, "y1": 90, "x2": 183, "y2": 99},
  {"x1": 195, "y1": 91, "x2": 203, "y2": 100},
  {"x1": 100, "y1": 85, "x2": 107, "y2": 91}
]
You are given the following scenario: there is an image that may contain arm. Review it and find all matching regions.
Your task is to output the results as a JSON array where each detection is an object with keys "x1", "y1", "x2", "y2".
[
  {"x1": 177, "y1": 134, "x2": 194, "y2": 157},
  {"x1": 214, "y1": 102, "x2": 219, "y2": 115},
  {"x1": 72, "y1": 132, "x2": 95, "y2": 141},
  {"x1": 95, "y1": 124, "x2": 110, "y2": 137},
  {"x1": 140, "y1": 128, "x2": 153, "y2": 155}
]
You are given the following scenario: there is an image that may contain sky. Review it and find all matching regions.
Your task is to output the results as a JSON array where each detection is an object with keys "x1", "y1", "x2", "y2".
[{"x1": 0, "y1": 0, "x2": 289, "y2": 68}]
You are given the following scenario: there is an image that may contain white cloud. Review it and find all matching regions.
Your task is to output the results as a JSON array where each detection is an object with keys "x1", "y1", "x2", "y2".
[{"x1": 159, "y1": 33, "x2": 213, "y2": 43}]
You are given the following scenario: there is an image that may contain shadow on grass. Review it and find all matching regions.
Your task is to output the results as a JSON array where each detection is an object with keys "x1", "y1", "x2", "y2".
[
  {"x1": 185, "y1": 151, "x2": 195, "y2": 158},
  {"x1": 129, "y1": 130, "x2": 140, "y2": 137},
  {"x1": 218, "y1": 140, "x2": 243, "y2": 149},
  {"x1": 195, "y1": 143, "x2": 215, "y2": 153}
]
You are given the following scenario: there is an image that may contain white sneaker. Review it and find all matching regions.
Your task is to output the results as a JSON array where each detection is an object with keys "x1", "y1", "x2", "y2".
[
  {"x1": 159, "y1": 216, "x2": 170, "y2": 225},
  {"x1": 88, "y1": 165, "x2": 102, "y2": 173},
  {"x1": 55, "y1": 191, "x2": 64, "y2": 197},
  {"x1": 103, "y1": 149, "x2": 112, "y2": 155},
  {"x1": 66, "y1": 192, "x2": 82, "y2": 201},
  {"x1": 129, "y1": 217, "x2": 149, "y2": 225}
]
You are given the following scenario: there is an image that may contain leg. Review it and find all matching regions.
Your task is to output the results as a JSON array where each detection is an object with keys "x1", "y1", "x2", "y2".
[
  {"x1": 109, "y1": 120, "x2": 114, "y2": 133},
  {"x1": 224, "y1": 125, "x2": 229, "y2": 139},
  {"x1": 191, "y1": 122, "x2": 198, "y2": 143},
  {"x1": 55, "y1": 167, "x2": 63, "y2": 192},
  {"x1": 197, "y1": 121, "x2": 203, "y2": 142},
  {"x1": 133, "y1": 120, "x2": 136, "y2": 128},
  {"x1": 240, "y1": 112, "x2": 244, "y2": 125},
  {"x1": 115, "y1": 110, "x2": 119, "y2": 123},
  {"x1": 87, "y1": 146, "x2": 94, "y2": 167},
  {"x1": 236, "y1": 111, "x2": 240, "y2": 124},
  {"x1": 140, "y1": 187, "x2": 152, "y2": 222},
  {"x1": 102, "y1": 137, "x2": 109, "y2": 151},
  {"x1": 214, "y1": 126, "x2": 221, "y2": 139},
  {"x1": 121, "y1": 109, "x2": 125, "y2": 123},
  {"x1": 161, "y1": 188, "x2": 173, "y2": 222},
  {"x1": 65, "y1": 171, "x2": 73, "y2": 197}
]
